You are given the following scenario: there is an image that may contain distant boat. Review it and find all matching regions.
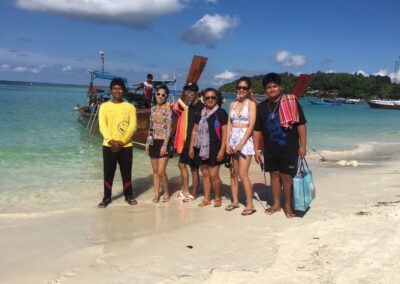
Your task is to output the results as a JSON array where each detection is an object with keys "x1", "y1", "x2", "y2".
[
  {"x1": 306, "y1": 96, "x2": 343, "y2": 106},
  {"x1": 344, "y1": 98, "x2": 361, "y2": 104},
  {"x1": 367, "y1": 100, "x2": 400, "y2": 110}
]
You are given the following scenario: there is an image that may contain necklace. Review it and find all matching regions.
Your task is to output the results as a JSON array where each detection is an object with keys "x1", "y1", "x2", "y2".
[{"x1": 267, "y1": 97, "x2": 280, "y2": 119}]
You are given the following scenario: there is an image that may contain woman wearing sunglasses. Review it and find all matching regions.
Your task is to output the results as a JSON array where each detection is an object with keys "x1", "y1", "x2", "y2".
[
  {"x1": 145, "y1": 85, "x2": 173, "y2": 203},
  {"x1": 189, "y1": 88, "x2": 227, "y2": 207},
  {"x1": 225, "y1": 76, "x2": 257, "y2": 215}
]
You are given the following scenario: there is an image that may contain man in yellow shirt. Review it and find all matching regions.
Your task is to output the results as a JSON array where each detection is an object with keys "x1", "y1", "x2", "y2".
[{"x1": 98, "y1": 78, "x2": 138, "y2": 208}]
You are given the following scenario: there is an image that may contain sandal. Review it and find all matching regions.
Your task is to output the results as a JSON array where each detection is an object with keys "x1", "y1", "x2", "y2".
[
  {"x1": 162, "y1": 196, "x2": 170, "y2": 203},
  {"x1": 152, "y1": 196, "x2": 160, "y2": 203},
  {"x1": 284, "y1": 211, "x2": 296, "y2": 218},
  {"x1": 225, "y1": 204, "x2": 239, "y2": 211},
  {"x1": 198, "y1": 199, "x2": 211, "y2": 207},
  {"x1": 214, "y1": 199, "x2": 222, "y2": 207},
  {"x1": 265, "y1": 207, "x2": 281, "y2": 215},
  {"x1": 241, "y1": 208, "x2": 256, "y2": 216}
]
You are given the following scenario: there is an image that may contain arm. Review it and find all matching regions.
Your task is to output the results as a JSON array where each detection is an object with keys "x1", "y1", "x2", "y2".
[
  {"x1": 298, "y1": 124, "x2": 307, "y2": 158},
  {"x1": 98, "y1": 104, "x2": 112, "y2": 143},
  {"x1": 253, "y1": 131, "x2": 262, "y2": 164},
  {"x1": 235, "y1": 100, "x2": 256, "y2": 153},
  {"x1": 225, "y1": 102, "x2": 234, "y2": 155},
  {"x1": 160, "y1": 106, "x2": 172, "y2": 156},
  {"x1": 188, "y1": 124, "x2": 198, "y2": 159},
  {"x1": 217, "y1": 124, "x2": 227, "y2": 162},
  {"x1": 119, "y1": 106, "x2": 138, "y2": 145}
]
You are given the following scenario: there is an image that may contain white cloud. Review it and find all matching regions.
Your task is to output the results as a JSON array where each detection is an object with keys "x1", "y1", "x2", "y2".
[
  {"x1": 16, "y1": 0, "x2": 185, "y2": 28},
  {"x1": 325, "y1": 69, "x2": 335, "y2": 73},
  {"x1": 0, "y1": 64, "x2": 10, "y2": 71},
  {"x1": 14, "y1": 66, "x2": 40, "y2": 74},
  {"x1": 214, "y1": 70, "x2": 237, "y2": 82},
  {"x1": 161, "y1": 73, "x2": 170, "y2": 80},
  {"x1": 356, "y1": 70, "x2": 368, "y2": 76},
  {"x1": 204, "y1": 0, "x2": 217, "y2": 3},
  {"x1": 62, "y1": 65, "x2": 72, "y2": 72},
  {"x1": 180, "y1": 14, "x2": 239, "y2": 47},
  {"x1": 374, "y1": 69, "x2": 389, "y2": 76},
  {"x1": 275, "y1": 50, "x2": 307, "y2": 67}
]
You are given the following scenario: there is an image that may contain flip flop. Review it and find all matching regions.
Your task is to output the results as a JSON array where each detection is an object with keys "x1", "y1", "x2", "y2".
[
  {"x1": 162, "y1": 196, "x2": 170, "y2": 203},
  {"x1": 214, "y1": 199, "x2": 222, "y2": 207},
  {"x1": 152, "y1": 196, "x2": 160, "y2": 203},
  {"x1": 183, "y1": 194, "x2": 195, "y2": 203},
  {"x1": 265, "y1": 207, "x2": 281, "y2": 215},
  {"x1": 225, "y1": 204, "x2": 239, "y2": 211},
  {"x1": 241, "y1": 208, "x2": 256, "y2": 216},
  {"x1": 285, "y1": 212, "x2": 296, "y2": 218},
  {"x1": 198, "y1": 199, "x2": 211, "y2": 207}
]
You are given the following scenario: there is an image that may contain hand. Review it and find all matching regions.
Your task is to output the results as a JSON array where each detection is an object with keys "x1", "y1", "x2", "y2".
[
  {"x1": 254, "y1": 151, "x2": 262, "y2": 165},
  {"x1": 226, "y1": 143, "x2": 234, "y2": 155},
  {"x1": 234, "y1": 142, "x2": 244, "y2": 154},
  {"x1": 145, "y1": 144, "x2": 149, "y2": 154},
  {"x1": 160, "y1": 145, "x2": 167, "y2": 157},
  {"x1": 216, "y1": 150, "x2": 224, "y2": 162},
  {"x1": 189, "y1": 148, "x2": 194, "y2": 159},
  {"x1": 109, "y1": 140, "x2": 122, "y2": 152},
  {"x1": 299, "y1": 145, "x2": 306, "y2": 159}
]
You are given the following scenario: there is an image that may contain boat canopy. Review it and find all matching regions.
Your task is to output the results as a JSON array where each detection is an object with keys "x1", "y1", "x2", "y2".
[{"x1": 89, "y1": 71, "x2": 128, "y2": 84}]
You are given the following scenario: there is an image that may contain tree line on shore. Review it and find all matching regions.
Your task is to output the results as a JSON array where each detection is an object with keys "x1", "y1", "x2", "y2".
[{"x1": 219, "y1": 72, "x2": 400, "y2": 99}]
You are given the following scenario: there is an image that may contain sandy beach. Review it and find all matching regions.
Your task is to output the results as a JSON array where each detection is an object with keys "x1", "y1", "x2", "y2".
[{"x1": 1, "y1": 155, "x2": 399, "y2": 284}]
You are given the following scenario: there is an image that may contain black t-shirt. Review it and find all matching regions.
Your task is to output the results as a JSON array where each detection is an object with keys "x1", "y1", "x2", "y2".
[
  {"x1": 194, "y1": 107, "x2": 228, "y2": 157},
  {"x1": 184, "y1": 101, "x2": 204, "y2": 149},
  {"x1": 254, "y1": 98, "x2": 306, "y2": 159}
]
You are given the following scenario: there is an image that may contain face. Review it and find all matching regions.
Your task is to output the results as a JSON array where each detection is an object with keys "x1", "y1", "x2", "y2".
[
  {"x1": 236, "y1": 81, "x2": 250, "y2": 99},
  {"x1": 155, "y1": 88, "x2": 167, "y2": 105},
  {"x1": 265, "y1": 82, "x2": 282, "y2": 100},
  {"x1": 111, "y1": 84, "x2": 125, "y2": 101},
  {"x1": 203, "y1": 90, "x2": 218, "y2": 108},
  {"x1": 186, "y1": 90, "x2": 197, "y2": 103}
]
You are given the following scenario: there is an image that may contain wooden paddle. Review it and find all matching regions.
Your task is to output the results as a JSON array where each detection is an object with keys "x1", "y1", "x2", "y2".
[
  {"x1": 293, "y1": 74, "x2": 312, "y2": 99},
  {"x1": 186, "y1": 55, "x2": 208, "y2": 84},
  {"x1": 180, "y1": 55, "x2": 208, "y2": 105}
]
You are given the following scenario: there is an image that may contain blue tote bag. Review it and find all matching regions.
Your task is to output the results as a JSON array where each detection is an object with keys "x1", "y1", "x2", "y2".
[{"x1": 293, "y1": 158, "x2": 316, "y2": 211}]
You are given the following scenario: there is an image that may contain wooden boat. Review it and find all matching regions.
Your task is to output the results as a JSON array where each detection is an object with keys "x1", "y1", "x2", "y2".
[
  {"x1": 367, "y1": 100, "x2": 400, "y2": 110},
  {"x1": 78, "y1": 71, "x2": 176, "y2": 148}
]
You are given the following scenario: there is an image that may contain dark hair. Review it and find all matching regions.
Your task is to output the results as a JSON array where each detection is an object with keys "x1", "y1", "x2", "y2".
[
  {"x1": 203, "y1": 87, "x2": 223, "y2": 106},
  {"x1": 236, "y1": 76, "x2": 251, "y2": 89},
  {"x1": 110, "y1": 78, "x2": 126, "y2": 91},
  {"x1": 262, "y1": 73, "x2": 282, "y2": 88},
  {"x1": 147, "y1": 74, "x2": 153, "y2": 79},
  {"x1": 156, "y1": 84, "x2": 169, "y2": 98}
]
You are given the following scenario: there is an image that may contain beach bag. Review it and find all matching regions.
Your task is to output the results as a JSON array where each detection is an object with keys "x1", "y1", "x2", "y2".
[{"x1": 293, "y1": 158, "x2": 316, "y2": 211}]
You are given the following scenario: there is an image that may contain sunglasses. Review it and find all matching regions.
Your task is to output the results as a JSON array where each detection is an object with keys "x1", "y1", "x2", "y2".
[
  {"x1": 204, "y1": 96, "x2": 217, "y2": 101},
  {"x1": 156, "y1": 93, "x2": 167, "y2": 98},
  {"x1": 236, "y1": 86, "x2": 250, "y2": 91}
]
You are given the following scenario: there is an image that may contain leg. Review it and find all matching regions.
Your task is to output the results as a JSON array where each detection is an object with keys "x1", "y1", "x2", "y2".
[
  {"x1": 157, "y1": 156, "x2": 170, "y2": 201},
  {"x1": 228, "y1": 155, "x2": 240, "y2": 208},
  {"x1": 280, "y1": 173, "x2": 295, "y2": 217},
  {"x1": 151, "y1": 158, "x2": 160, "y2": 202},
  {"x1": 190, "y1": 166, "x2": 200, "y2": 199},
  {"x1": 198, "y1": 165, "x2": 211, "y2": 207},
  {"x1": 178, "y1": 162, "x2": 190, "y2": 197},
  {"x1": 101, "y1": 146, "x2": 117, "y2": 206},
  {"x1": 238, "y1": 155, "x2": 254, "y2": 211},
  {"x1": 209, "y1": 165, "x2": 222, "y2": 207},
  {"x1": 117, "y1": 147, "x2": 133, "y2": 198},
  {"x1": 266, "y1": 171, "x2": 282, "y2": 214}
]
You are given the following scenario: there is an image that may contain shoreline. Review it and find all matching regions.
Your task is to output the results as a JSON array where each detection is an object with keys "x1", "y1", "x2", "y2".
[{"x1": 1, "y1": 156, "x2": 400, "y2": 283}]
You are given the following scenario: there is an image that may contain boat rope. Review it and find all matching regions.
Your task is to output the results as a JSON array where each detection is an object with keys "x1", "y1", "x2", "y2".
[{"x1": 308, "y1": 144, "x2": 327, "y2": 161}]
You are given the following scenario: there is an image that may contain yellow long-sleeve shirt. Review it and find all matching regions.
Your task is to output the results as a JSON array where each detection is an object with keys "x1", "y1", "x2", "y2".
[{"x1": 99, "y1": 101, "x2": 137, "y2": 147}]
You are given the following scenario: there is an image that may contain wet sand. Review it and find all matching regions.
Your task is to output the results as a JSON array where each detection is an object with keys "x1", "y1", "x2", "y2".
[{"x1": 1, "y1": 157, "x2": 400, "y2": 283}]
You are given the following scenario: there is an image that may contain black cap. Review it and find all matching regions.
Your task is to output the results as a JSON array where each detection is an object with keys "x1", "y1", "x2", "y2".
[{"x1": 183, "y1": 82, "x2": 199, "y2": 92}]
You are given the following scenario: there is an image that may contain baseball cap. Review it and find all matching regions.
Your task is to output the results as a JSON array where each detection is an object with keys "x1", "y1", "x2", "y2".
[{"x1": 183, "y1": 82, "x2": 199, "y2": 92}]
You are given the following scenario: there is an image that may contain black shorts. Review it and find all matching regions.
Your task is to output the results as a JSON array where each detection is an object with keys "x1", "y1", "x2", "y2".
[
  {"x1": 263, "y1": 155, "x2": 299, "y2": 177},
  {"x1": 148, "y1": 139, "x2": 173, "y2": 159},
  {"x1": 179, "y1": 147, "x2": 197, "y2": 168}
]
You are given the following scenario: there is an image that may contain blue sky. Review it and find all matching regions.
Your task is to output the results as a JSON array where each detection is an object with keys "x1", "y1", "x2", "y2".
[{"x1": 0, "y1": 0, "x2": 399, "y2": 88}]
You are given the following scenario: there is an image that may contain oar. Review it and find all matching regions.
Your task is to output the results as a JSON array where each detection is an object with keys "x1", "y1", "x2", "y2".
[{"x1": 293, "y1": 74, "x2": 312, "y2": 99}]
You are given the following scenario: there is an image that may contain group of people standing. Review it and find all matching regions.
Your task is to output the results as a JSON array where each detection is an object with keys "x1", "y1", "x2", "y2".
[{"x1": 97, "y1": 73, "x2": 307, "y2": 218}]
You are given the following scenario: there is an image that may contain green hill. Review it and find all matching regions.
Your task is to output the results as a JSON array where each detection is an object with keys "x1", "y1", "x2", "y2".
[{"x1": 219, "y1": 72, "x2": 400, "y2": 99}]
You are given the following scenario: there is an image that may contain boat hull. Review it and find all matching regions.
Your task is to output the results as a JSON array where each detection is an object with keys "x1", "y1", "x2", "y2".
[{"x1": 367, "y1": 101, "x2": 400, "y2": 110}]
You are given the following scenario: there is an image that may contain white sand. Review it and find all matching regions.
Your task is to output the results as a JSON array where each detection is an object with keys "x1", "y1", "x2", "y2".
[{"x1": 1, "y1": 158, "x2": 399, "y2": 283}]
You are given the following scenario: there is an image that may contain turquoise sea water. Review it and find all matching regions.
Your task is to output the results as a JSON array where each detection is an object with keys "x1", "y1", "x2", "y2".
[{"x1": 0, "y1": 83, "x2": 399, "y2": 214}]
